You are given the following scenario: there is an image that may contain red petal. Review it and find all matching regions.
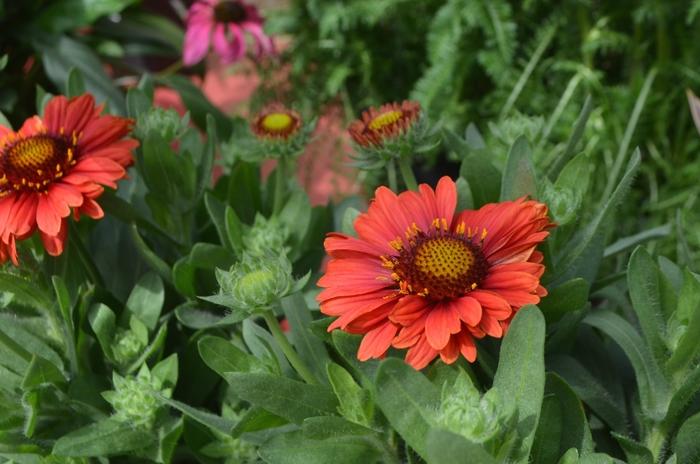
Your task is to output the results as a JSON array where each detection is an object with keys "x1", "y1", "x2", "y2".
[
  {"x1": 357, "y1": 322, "x2": 398, "y2": 361},
  {"x1": 425, "y1": 302, "x2": 461, "y2": 350},
  {"x1": 405, "y1": 334, "x2": 438, "y2": 370}
]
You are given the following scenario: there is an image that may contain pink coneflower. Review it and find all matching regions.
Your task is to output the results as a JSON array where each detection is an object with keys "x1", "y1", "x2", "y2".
[
  {"x1": 317, "y1": 177, "x2": 553, "y2": 369},
  {"x1": 0, "y1": 94, "x2": 137, "y2": 265},
  {"x1": 183, "y1": 0, "x2": 274, "y2": 66}
]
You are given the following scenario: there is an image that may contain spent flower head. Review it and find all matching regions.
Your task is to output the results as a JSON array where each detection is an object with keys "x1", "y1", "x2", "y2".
[{"x1": 348, "y1": 100, "x2": 439, "y2": 170}]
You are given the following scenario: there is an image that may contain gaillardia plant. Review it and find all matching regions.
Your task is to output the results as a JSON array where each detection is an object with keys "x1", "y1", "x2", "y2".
[
  {"x1": 318, "y1": 176, "x2": 553, "y2": 369},
  {"x1": 0, "y1": 94, "x2": 137, "y2": 265}
]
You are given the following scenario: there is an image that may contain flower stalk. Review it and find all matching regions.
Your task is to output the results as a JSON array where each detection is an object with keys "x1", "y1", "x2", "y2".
[{"x1": 262, "y1": 311, "x2": 318, "y2": 385}]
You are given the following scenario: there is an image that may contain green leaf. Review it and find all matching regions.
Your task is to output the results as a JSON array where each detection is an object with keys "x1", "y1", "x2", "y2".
[
  {"x1": 225, "y1": 206, "x2": 245, "y2": 258},
  {"x1": 197, "y1": 335, "x2": 268, "y2": 376},
  {"x1": 425, "y1": 429, "x2": 497, "y2": 464},
  {"x1": 0, "y1": 55, "x2": 7, "y2": 71},
  {"x1": 152, "y1": 353, "x2": 179, "y2": 390},
  {"x1": 223, "y1": 372, "x2": 339, "y2": 424},
  {"x1": 500, "y1": 136, "x2": 537, "y2": 201},
  {"x1": 280, "y1": 293, "x2": 331, "y2": 385},
  {"x1": 449, "y1": 129, "x2": 501, "y2": 207},
  {"x1": 53, "y1": 418, "x2": 156, "y2": 456},
  {"x1": 158, "y1": 75, "x2": 232, "y2": 139},
  {"x1": 35, "y1": 35, "x2": 126, "y2": 115},
  {"x1": 126, "y1": 272, "x2": 164, "y2": 331},
  {"x1": 539, "y1": 278, "x2": 589, "y2": 323},
  {"x1": 196, "y1": 115, "x2": 217, "y2": 201},
  {"x1": 547, "y1": 95, "x2": 593, "y2": 179},
  {"x1": 205, "y1": 193, "x2": 233, "y2": 252},
  {"x1": 611, "y1": 433, "x2": 654, "y2": 464},
  {"x1": 130, "y1": 225, "x2": 173, "y2": 284},
  {"x1": 548, "y1": 355, "x2": 626, "y2": 432},
  {"x1": 666, "y1": 270, "x2": 700, "y2": 373},
  {"x1": 584, "y1": 310, "x2": 670, "y2": 420},
  {"x1": 326, "y1": 363, "x2": 373, "y2": 427},
  {"x1": 259, "y1": 429, "x2": 384, "y2": 464},
  {"x1": 0, "y1": 314, "x2": 65, "y2": 372},
  {"x1": 175, "y1": 302, "x2": 246, "y2": 329},
  {"x1": 34, "y1": 0, "x2": 138, "y2": 33},
  {"x1": 676, "y1": 412, "x2": 700, "y2": 464},
  {"x1": 492, "y1": 306, "x2": 546, "y2": 461},
  {"x1": 161, "y1": 398, "x2": 235, "y2": 435},
  {"x1": 604, "y1": 225, "x2": 672, "y2": 258},
  {"x1": 627, "y1": 247, "x2": 668, "y2": 364},
  {"x1": 88, "y1": 303, "x2": 116, "y2": 361},
  {"x1": 531, "y1": 373, "x2": 593, "y2": 464},
  {"x1": 552, "y1": 150, "x2": 640, "y2": 285},
  {"x1": 374, "y1": 358, "x2": 440, "y2": 460},
  {"x1": 0, "y1": 272, "x2": 52, "y2": 310},
  {"x1": 21, "y1": 355, "x2": 67, "y2": 389},
  {"x1": 66, "y1": 67, "x2": 86, "y2": 98},
  {"x1": 126, "y1": 87, "x2": 151, "y2": 119}
]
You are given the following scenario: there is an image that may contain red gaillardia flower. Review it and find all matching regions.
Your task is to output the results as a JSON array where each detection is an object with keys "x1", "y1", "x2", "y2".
[
  {"x1": 317, "y1": 177, "x2": 553, "y2": 369},
  {"x1": 251, "y1": 103, "x2": 302, "y2": 141},
  {"x1": 349, "y1": 101, "x2": 421, "y2": 148},
  {"x1": 0, "y1": 94, "x2": 137, "y2": 265}
]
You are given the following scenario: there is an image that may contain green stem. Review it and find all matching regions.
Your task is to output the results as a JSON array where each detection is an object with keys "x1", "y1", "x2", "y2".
[
  {"x1": 262, "y1": 311, "x2": 318, "y2": 385},
  {"x1": 69, "y1": 222, "x2": 105, "y2": 288},
  {"x1": 387, "y1": 159, "x2": 398, "y2": 192},
  {"x1": 646, "y1": 424, "x2": 667, "y2": 462},
  {"x1": 398, "y1": 157, "x2": 418, "y2": 191},
  {"x1": 273, "y1": 156, "x2": 287, "y2": 215}
]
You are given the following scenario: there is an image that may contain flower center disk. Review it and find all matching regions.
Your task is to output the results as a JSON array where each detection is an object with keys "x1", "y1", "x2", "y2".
[
  {"x1": 1, "y1": 134, "x2": 75, "y2": 193},
  {"x1": 261, "y1": 113, "x2": 293, "y2": 132},
  {"x1": 368, "y1": 110, "x2": 403, "y2": 131},
  {"x1": 391, "y1": 233, "x2": 488, "y2": 301},
  {"x1": 214, "y1": 1, "x2": 248, "y2": 23}
]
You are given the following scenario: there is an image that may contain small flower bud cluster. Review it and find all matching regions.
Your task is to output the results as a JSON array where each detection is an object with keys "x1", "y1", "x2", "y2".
[
  {"x1": 436, "y1": 372, "x2": 518, "y2": 458},
  {"x1": 135, "y1": 107, "x2": 189, "y2": 142},
  {"x1": 102, "y1": 365, "x2": 171, "y2": 429}
]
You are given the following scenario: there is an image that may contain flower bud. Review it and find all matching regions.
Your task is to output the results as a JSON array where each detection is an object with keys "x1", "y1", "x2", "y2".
[
  {"x1": 216, "y1": 252, "x2": 294, "y2": 314},
  {"x1": 102, "y1": 365, "x2": 168, "y2": 429},
  {"x1": 437, "y1": 371, "x2": 516, "y2": 451},
  {"x1": 243, "y1": 214, "x2": 290, "y2": 257},
  {"x1": 135, "y1": 107, "x2": 189, "y2": 142},
  {"x1": 349, "y1": 101, "x2": 439, "y2": 170}
]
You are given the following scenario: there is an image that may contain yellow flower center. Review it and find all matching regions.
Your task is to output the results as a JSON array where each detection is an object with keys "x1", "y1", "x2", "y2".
[
  {"x1": 261, "y1": 112, "x2": 294, "y2": 132},
  {"x1": 368, "y1": 110, "x2": 403, "y2": 131},
  {"x1": 0, "y1": 134, "x2": 76, "y2": 194},
  {"x1": 386, "y1": 223, "x2": 488, "y2": 301}
]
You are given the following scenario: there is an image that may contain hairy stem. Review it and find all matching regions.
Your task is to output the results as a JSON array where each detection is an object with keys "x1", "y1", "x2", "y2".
[{"x1": 262, "y1": 311, "x2": 318, "y2": 385}]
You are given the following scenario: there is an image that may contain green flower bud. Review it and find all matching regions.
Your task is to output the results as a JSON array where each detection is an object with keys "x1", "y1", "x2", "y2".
[
  {"x1": 111, "y1": 316, "x2": 149, "y2": 366},
  {"x1": 102, "y1": 365, "x2": 170, "y2": 429},
  {"x1": 135, "y1": 107, "x2": 189, "y2": 142},
  {"x1": 243, "y1": 215, "x2": 290, "y2": 257},
  {"x1": 540, "y1": 180, "x2": 581, "y2": 226},
  {"x1": 437, "y1": 372, "x2": 516, "y2": 452},
  {"x1": 216, "y1": 252, "x2": 294, "y2": 314}
]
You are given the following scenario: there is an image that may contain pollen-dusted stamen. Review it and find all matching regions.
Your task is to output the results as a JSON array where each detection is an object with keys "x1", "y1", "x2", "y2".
[
  {"x1": 0, "y1": 133, "x2": 77, "y2": 194},
  {"x1": 387, "y1": 224, "x2": 488, "y2": 301},
  {"x1": 214, "y1": 0, "x2": 248, "y2": 23}
]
